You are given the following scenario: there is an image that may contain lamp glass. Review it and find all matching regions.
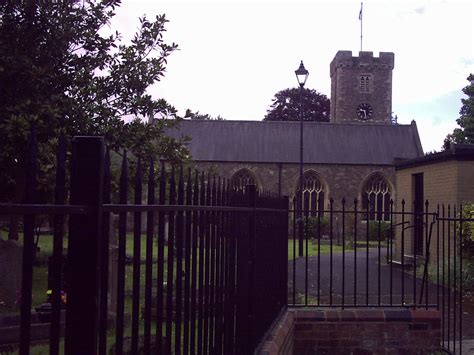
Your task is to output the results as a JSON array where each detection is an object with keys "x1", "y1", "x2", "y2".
[{"x1": 295, "y1": 60, "x2": 309, "y2": 87}]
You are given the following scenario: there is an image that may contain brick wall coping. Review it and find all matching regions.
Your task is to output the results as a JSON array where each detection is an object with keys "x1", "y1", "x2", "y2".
[
  {"x1": 292, "y1": 308, "x2": 440, "y2": 324},
  {"x1": 257, "y1": 310, "x2": 294, "y2": 354}
]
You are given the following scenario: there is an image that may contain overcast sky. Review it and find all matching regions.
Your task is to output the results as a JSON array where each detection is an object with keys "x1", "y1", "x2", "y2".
[{"x1": 112, "y1": 0, "x2": 474, "y2": 152}]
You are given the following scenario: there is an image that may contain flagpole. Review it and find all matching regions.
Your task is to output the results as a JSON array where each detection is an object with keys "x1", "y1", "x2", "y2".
[{"x1": 360, "y1": 2, "x2": 363, "y2": 51}]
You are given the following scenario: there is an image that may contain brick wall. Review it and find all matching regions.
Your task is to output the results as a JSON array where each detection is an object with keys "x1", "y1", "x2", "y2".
[
  {"x1": 257, "y1": 308, "x2": 440, "y2": 355},
  {"x1": 394, "y1": 158, "x2": 474, "y2": 258},
  {"x1": 258, "y1": 311, "x2": 294, "y2": 355},
  {"x1": 395, "y1": 159, "x2": 460, "y2": 209}
]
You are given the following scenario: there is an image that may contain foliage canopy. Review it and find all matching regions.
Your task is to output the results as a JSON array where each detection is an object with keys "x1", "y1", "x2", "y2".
[
  {"x1": 0, "y1": 1, "x2": 190, "y2": 203},
  {"x1": 189, "y1": 111, "x2": 225, "y2": 121},
  {"x1": 264, "y1": 88, "x2": 330, "y2": 122},
  {"x1": 444, "y1": 74, "x2": 474, "y2": 149}
]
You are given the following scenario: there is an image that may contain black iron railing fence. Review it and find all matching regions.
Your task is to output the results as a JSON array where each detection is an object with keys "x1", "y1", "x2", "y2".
[
  {"x1": 289, "y1": 197, "x2": 473, "y2": 354},
  {"x1": 1, "y1": 131, "x2": 472, "y2": 355},
  {"x1": 0, "y1": 135, "x2": 288, "y2": 354}
]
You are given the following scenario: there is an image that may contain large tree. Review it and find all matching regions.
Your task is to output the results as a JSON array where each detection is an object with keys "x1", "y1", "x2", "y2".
[
  {"x1": 0, "y1": 1, "x2": 190, "y2": 238},
  {"x1": 444, "y1": 74, "x2": 474, "y2": 149},
  {"x1": 264, "y1": 88, "x2": 330, "y2": 122}
]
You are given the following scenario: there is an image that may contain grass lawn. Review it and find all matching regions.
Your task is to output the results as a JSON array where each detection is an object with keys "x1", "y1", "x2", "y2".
[
  {"x1": 287, "y1": 239, "x2": 386, "y2": 260},
  {"x1": 288, "y1": 239, "x2": 345, "y2": 260},
  {"x1": 2, "y1": 231, "x2": 171, "y2": 352},
  {"x1": 1, "y1": 232, "x2": 168, "y2": 314}
]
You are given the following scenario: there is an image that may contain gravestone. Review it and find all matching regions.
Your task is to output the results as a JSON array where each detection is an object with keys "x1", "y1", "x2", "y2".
[{"x1": 0, "y1": 239, "x2": 22, "y2": 309}]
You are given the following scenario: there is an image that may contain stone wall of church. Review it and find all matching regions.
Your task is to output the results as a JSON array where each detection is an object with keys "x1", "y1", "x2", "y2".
[{"x1": 189, "y1": 161, "x2": 396, "y2": 208}]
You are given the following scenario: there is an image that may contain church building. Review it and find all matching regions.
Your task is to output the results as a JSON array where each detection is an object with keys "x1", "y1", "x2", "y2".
[{"x1": 168, "y1": 51, "x2": 424, "y2": 216}]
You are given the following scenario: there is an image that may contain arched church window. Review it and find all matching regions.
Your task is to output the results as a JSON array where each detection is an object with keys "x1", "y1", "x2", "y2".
[
  {"x1": 362, "y1": 173, "x2": 391, "y2": 221},
  {"x1": 296, "y1": 171, "x2": 325, "y2": 215},
  {"x1": 231, "y1": 169, "x2": 257, "y2": 191}
]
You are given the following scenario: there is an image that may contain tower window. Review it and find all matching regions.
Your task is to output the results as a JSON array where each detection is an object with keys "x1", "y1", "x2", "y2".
[{"x1": 359, "y1": 75, "x2": 372, "y2": 93}]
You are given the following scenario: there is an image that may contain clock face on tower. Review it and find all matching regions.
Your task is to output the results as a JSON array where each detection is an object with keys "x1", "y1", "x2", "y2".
[{"x1": 356, "y1": 103, "x2": 373, "y2": 120}]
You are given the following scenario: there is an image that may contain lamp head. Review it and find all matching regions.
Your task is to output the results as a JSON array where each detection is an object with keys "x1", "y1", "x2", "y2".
[{"x1": 295, "y1": 60, "x2": 309, "y2": 87}]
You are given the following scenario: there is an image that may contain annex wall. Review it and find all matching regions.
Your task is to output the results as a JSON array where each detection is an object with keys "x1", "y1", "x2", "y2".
[{"x1": 395, "y1": 157, "x2": 474, "y2": 260}]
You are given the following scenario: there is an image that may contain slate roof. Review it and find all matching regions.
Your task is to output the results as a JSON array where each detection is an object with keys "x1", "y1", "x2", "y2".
[{"x1": 168, "y1": 120, "x2": 424, "y2": 165}]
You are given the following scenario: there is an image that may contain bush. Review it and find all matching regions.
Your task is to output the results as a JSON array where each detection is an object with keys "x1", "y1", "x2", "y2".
[
  {"x1": 303, "y1": 216, "x2": 330, "y2": 239},
  {"x1": 461, "y1": 259, "x2": 474, "y2": 291},
  {"x1": 459, "y1": 202, "x2": 474, "y2": 257},
  {"x1": 367, "y1": 221, "x2": 392, "y2": 241},
  {"x1": 419, "y1": 258, "x2": 474, "y2": 293}
]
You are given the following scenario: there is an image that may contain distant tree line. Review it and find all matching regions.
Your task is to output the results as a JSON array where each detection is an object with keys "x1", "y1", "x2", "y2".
[{"x1": 189, "y1": 111, "x2": 225, "y2": 121}]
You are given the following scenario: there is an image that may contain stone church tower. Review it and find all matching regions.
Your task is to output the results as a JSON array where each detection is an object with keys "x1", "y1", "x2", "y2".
[{"x1": 330, "y1": 51, "x2": 394, "y2": 124}]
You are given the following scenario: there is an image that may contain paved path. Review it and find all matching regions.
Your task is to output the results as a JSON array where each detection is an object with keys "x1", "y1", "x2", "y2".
[
  {"x1": 287, "y1": 247, "x2": 474, "y2": 342},
  {"x1": 288, "y1": 247, "x2": 439, "y2": 305}
]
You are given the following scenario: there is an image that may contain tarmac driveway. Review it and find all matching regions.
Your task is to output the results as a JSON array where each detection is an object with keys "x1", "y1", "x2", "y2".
[{"x1": 287, "y1": 247, "x2": 474, "y2": 341}]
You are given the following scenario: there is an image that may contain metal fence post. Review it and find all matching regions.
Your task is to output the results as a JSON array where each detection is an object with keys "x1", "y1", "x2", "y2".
[
  {"x1": 65, "y1": 136, "x2": 104, "y2": 355},
  {"x1": 19, "y1": 126, "x2": 37, "y2": 355},
  {"x1": 281, "y1": 196, "x2": 289, "y2": 309},
  {"x1": 247, "y1": 185, "x2": 257, "y2": 353}
]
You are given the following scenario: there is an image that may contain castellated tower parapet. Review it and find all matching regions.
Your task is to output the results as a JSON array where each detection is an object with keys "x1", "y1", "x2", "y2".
[{"x1": 330, "y1": 51, "x2": 395, "y2": 124}]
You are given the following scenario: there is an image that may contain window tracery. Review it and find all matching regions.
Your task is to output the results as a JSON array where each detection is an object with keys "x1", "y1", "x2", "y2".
[
  {"x1": 362, "y1": 173, "x2": 391, "y2": 220},
  {"x1": 231, "y1": 169, "x2": 257, "y2": 191},
  {"x1": 296, "y1": 171, "x2": 325, "y2": 215}
]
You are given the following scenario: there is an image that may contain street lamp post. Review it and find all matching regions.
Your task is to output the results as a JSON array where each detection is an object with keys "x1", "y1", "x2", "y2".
[{"x1": 295, "y1": 61, "x2": 309, "y2": 257}]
